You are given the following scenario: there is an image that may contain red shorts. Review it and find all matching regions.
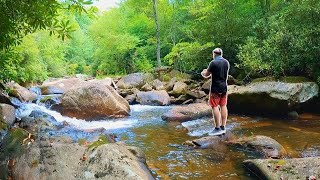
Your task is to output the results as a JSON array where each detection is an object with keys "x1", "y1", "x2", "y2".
[{"x1": 209, "y1": 93, "x2": 227, "y2": 107}]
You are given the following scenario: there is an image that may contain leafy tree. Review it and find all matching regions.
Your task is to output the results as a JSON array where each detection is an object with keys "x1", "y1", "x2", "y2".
[{"x1": 0, "y1": 0, "x2": 92, "y2": 49}]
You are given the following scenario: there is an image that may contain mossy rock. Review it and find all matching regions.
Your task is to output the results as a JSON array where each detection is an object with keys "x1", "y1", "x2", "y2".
[
  {"x1": 0, "y1": 120, "x2": 8, "y2": 130},
  {"x1": 0, "y1": 128, "x2": 28, "y2": 159},
  {"x1": 87, "y1": 135, "x2": 111, "y2": 150}
]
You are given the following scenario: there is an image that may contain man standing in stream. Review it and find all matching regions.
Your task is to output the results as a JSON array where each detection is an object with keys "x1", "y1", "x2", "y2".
[{"x1": 201, "y1": 48, "x2": 230, "y2": 136}]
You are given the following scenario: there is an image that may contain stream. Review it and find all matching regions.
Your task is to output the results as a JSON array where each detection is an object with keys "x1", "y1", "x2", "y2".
[{"x1": 14, "y1": 102, "x2": 320, "y2": 179}]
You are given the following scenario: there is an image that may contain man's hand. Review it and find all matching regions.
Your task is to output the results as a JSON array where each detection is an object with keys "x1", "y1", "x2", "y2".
[{"x1": 201, "y1": 69, "x2": 211, "y2": 78}]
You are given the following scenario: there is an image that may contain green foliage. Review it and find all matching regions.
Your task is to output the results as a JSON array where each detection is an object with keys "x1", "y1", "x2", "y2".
[
  {"x1": 0, "y1": 0, "x2": 92, "y2": 49},
  {"x1": 164, "y1": 42, "x2": 214, "y2": 73},
  {"x1": 238, "y1": 0, "x2": 320, "y2": 81}
]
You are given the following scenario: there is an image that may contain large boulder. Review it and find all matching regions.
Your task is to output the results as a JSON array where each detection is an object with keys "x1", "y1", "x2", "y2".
[
  {"x1": 53, "y1": 82, "x2": 130, "y2": 120},
  {"x1": 41, "y1": 78, "x2": 85, "y2": 95},
  {"x1": 0, "y1": 104, "x2": 15, "y2": 126},
  {"x1": 228, "y1": 81, "x2": 319, "y2": 116},
  {"x1": 161, "y1": 103, "x2": 211, "y2": 122},
  {"x1": 136, "y1": 90, "x2": 170, "y2": 106},
  {"x1": 152, "y1": 79, "x2": 165, "y2": 90},
  {"x1": 228, "y1": 135, "x2": 287, "y2": 159},
  {"x1": 243, "y1": 157, "x2": 320, "y2": 180},
  {"x1": 7, "y1": 141, "x2": 153, "y2": 180},
  {"x1": 5, "y1": 82, "x2": 37, "y2": 102},
  {"x1": 116, "y1": 73, "x2": 154, "y2": 89}
]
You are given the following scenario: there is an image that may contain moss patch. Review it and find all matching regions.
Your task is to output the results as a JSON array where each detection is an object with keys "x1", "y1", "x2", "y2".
[
  {"x1": 0, "y1": 128, "x2": 28, "y2": 159},
  {"x1": 0, "y1": 120, "x2": 8, "y2": 130},
  {"x1": 87, "y1": 135, "x2": 110, "y2": 150},
  {"x1": 78, "y1": 138, "x2": 88, "y2": 146}
]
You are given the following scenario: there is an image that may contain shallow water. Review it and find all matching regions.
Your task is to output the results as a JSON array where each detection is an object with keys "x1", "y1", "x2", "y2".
[{"x1": 16, "y1": 104, "x2": 320, "y2": 179}]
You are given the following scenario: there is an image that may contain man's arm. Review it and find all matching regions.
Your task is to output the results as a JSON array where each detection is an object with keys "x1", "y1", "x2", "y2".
[{"x1": 201, "y1": 69, "x2": 211, "y2": 78}]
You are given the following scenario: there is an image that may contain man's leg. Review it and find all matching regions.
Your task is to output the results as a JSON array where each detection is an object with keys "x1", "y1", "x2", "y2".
[
  {"x1": 221, "y1": 105, "x2": 228, "y2": 126},
  {"x1": 212, "y1": 106, "x2": 221, "y2": 128}
]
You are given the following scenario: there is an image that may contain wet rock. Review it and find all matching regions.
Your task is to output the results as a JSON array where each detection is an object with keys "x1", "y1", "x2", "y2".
[
  {"x1": 228, "y1": 81, "x2": 319, "y2": 116},
  {"x1": 183, "y1": 133, "x2": 234, "y2": 149},
  {"x1": 41, "y1": 78, "x2": 85, "y2": 95},
  {"x1": 0, "y1": 104, "x2": 15, "y2": 126},
  {"x1": 172, "y1": 82, "x2": 188, "y2": 95},
  {"x1": 5, "y1": 82, "x2": 37, "y2": 102},
  {"x1": 53, "y1": 82, "x2": 130, "y2": 120},
  {"x1": 162, "y1": 103, "x2": 211, "y2": 122},
  {"x1": 136, "y1": 90, "x2": 170, "y2": 106},
  {"x1": 116, "y1": 73, "x2": 154, "y2": 89},
  {"x1": 228, "y1": 135, "x2": 287, "y2": 159},
  {"x1": 243, "y1": 157, "x2": 320, "y2": 180}
]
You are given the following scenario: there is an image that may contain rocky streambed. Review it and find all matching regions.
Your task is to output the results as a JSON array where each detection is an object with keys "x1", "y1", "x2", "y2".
[{"x1": 1, "y1": 72, "x2": 320, "y2": 179}]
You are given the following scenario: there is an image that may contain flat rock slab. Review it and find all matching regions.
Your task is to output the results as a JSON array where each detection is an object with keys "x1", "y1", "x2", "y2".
[{"x1": 243, "y1": 157, "x2": 320, "y2": 180}]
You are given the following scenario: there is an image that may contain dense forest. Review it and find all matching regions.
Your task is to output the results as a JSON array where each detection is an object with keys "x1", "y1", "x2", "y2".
[{"x1": 0, "y1": 0, "x2": 319, "y2": 84}]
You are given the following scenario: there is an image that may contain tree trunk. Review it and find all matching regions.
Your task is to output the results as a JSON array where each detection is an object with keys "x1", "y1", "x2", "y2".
[{"x1": 152, "y1": 0, "x2": 161, "y2": 71}]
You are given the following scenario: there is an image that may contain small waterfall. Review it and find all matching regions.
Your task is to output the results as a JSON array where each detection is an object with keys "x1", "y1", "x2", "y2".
[{"x1": 15, "y1": 103, "x2": 171, "y2": 132}]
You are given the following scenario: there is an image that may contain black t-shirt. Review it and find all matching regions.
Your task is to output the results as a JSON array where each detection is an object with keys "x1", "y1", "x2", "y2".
[{"x1": 207, "y1": 56, "x2": 230, "y2": 93}]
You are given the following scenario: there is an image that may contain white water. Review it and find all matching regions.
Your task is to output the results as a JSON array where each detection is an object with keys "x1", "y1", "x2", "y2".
[{"x1": 16, "y1": 104, "x2": 170, "y2": 131}]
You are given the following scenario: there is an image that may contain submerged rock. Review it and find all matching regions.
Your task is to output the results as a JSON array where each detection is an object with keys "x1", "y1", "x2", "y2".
[
  {"x1": 228, "y1": 81, "x2": 319, "y2": 116},
  {"x1": 228, "y1": 135, "x2": 287, "y2": 159},
  {"x1": 53, "y1": 82, "x2": 130, "y2": 120},
  {"x1": 243, "y1": 157, "x2": 320, "y2": 180},
  {"x1": 162, "y1": 103, "x2": 211, "y2": 122}
]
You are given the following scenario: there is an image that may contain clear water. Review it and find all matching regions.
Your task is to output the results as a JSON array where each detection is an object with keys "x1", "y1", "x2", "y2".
[{"x1": 16, "y1": 104, "x2": 320, "y2": 179}]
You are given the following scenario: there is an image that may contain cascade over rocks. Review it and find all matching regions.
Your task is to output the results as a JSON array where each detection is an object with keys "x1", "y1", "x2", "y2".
[
  {"x1": 136, "y1": 90, "x2": 170, "y2": 106},
  {"x1": 5, "y1": 82, "x2": 37, "y2": 102},
  {"x1": 228, "y1": 81, "x2": 319, "y2": 116},
  {"x1": 53, "y1": 82, "x2": 130, "y2": 120},
  {"x1": 162, "y1": 103, "x2": 211, "y2": 122},
  {"x1": 116, "y1": 73, "x2": 154, "y2": 89}
]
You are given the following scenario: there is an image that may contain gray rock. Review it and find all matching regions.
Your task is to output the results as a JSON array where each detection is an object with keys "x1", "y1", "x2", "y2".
[
  {"x1": 162, "y1": 103, "x2": 211, "y2": 122},
  {"x1": 5, "y1": 82, "x2": 37, "y2": 102},
  {"x1": 172, "y1": 82, "x2": 188, "y2": 95},
  {"x1": 136, "y1": 90, "x2": 170, "y2": 106},
  {"x1": 9, "y1": 141, "x2": 154, "y2": 180},
  {"x1": 141, "y1": 83, "x2": 153, "y2": 91},
  {"x1": 0, "y1": 103, "x2": 15, "y2": 126},
  {"x1": 228, "y1": 81, "x2": 319, "y2": 116},
  {"x1": 243, "y1": 157, "x2": 320, "y2": 180},
  {"x1": 152, "y1": 79, "x2": 165, "y2": 90},
  {"x1": 116, "y1": 73, "x2": 154, "y2": 89},
  {"x1": 53, "y1": 82, "x2": 130, "y2": 120},
  {"x1": 41, "y1": 77, "x2": 85, "y2": 95}
]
